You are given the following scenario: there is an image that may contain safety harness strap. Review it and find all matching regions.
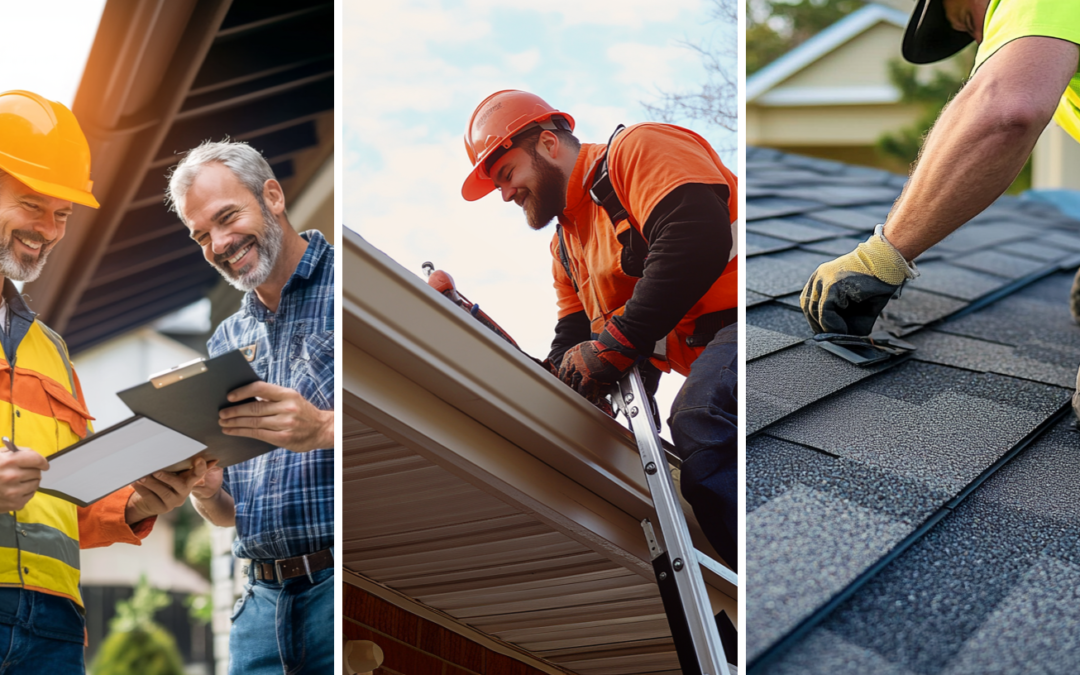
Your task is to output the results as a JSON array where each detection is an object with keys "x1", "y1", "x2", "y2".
[{"x1": 557, "y1": 124, "x2": 650, "y2": 290}]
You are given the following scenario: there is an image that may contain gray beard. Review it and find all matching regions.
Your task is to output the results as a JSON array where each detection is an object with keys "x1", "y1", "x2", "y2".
[
  {"x1": 0, "y1": 232, "x2": 52, "y2": 283},
  {"x1": 213, "y1": 205, "x2": 284, "y2": 292}
]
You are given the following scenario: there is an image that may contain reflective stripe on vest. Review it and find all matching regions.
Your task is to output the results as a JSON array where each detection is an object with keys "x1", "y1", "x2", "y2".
[{"x1": 0, "y1": 320, "x2": 89, "y2": 605}]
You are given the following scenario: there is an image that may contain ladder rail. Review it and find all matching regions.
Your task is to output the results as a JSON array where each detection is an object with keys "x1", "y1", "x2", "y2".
[{"x1": 617, "y1": 366, "x2": 731, "y2": 675}]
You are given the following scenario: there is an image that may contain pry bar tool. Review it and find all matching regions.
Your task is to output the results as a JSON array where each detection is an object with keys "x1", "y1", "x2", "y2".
[{"x1": 812, "y1": 331, "x2": 915, "y2": 366}]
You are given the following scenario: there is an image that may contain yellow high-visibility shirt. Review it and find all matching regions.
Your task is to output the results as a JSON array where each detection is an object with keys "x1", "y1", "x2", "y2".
[{"x1": 973, "y1": 0, "x2": 1080, "y2": 142}]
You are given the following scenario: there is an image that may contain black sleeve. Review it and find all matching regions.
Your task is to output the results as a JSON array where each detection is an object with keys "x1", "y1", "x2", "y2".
[
  {"x1": 614, "y1": 183, "x2": 733, "y2": 353},
  {"x1": 547, "y1": 310, "x2": 591, "y2": 368}
]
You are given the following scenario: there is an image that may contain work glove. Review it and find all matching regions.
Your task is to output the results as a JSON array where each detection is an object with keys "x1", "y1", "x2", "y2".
[
  {"x1": 558, "y1": 320, "x2": 640, "y2": 405},
  {"x1": 801, "y1": 225, "x2": 918, "y2": 335},
  {"x1": 530, "y1": 356, "x2": 560, "y2": 378}
]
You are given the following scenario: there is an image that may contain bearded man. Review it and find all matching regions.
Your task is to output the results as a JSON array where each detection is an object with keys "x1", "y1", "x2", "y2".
[
  {"x1": 0, "y1": 89, "x2": 206, "y2": 675},
  {"x1": 461, "y1": 91, "x2": 740, "y2": 573},
  {"x1": 165, "y1": 140, "x2": 334, "y2": 675}
]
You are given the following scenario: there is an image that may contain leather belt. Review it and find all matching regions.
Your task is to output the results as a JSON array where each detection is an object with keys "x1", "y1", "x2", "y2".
[{"x1": 251, "y1": 548, "x2": 334, "y2": 582}]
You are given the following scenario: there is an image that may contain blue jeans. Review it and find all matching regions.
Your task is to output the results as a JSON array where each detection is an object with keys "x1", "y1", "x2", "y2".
[
  {"x1": 669, "y1": 322, "x2": 738, "y2": 572},
  {"x1": 0, "y1": 589, "x2": 84, "y2": 675},
  {"x1": 229, "y1": 563, "x2": 334, "y2": 675}
]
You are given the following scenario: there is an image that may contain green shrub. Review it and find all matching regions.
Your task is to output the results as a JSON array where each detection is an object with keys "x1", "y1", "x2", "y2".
[{"x1": 90, "y1": 576, "x2": 185, "y2": 675}]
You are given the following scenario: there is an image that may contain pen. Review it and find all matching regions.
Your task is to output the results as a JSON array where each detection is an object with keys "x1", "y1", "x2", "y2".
[{"x1": 2, "y1": 437, "x2": 16, "y2": 453}]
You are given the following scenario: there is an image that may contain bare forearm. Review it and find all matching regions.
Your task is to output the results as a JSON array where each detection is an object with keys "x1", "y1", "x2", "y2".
[
  {"x1": 885, "y1": 37, "x2": 1078, "y2": 260},
  {"x1": 193, "y1": 489, "x2": 236, "y2": 527}
]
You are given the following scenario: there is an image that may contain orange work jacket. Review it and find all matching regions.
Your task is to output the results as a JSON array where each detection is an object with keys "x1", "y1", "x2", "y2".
[{"x1": 551, "y1": 123, "x2": 738, "y2": 376}]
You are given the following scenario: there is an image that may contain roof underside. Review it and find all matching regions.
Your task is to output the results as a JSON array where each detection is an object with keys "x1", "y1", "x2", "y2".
[
  {"x1": 746, "y1": 147, "x2": 1080, "y2": 673},
  {"x1": 344, "y1": 230, "x2": 737, "y2": 675},
  {"x1": 27, "y1": 0, "x2": 333, "y2": 353},
  {"x1": 345, "y1": 418, "x2": 684, "y2": 675}
]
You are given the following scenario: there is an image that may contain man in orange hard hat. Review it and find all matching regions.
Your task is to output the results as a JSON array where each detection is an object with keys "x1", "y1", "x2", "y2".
[
  {"x1": 0, "y1": 90, "x2": 207, "y2": 674},
  {"x1": 462, "y1": 90, "x2": 740, "y2": 572}
]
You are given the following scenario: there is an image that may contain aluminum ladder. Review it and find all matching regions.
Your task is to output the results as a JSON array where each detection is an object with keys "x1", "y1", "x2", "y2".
[{"x1": 615, "y1": 366, "x2": 733, "y2": 675}]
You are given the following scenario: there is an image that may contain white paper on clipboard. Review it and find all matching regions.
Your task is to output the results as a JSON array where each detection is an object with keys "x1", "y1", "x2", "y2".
[{"x1": 40, "y1": 418, "x2": 206, "y2": 506}]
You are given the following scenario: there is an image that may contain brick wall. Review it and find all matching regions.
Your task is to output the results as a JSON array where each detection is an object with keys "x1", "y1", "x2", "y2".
[{"x1": 344, "y1": 583, "x2": 561, "y2": 675}]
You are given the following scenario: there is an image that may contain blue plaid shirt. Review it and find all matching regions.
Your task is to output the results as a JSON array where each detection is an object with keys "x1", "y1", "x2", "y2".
[{"x1": 207, "y1": 230, "x2": 334, "y2": 561}]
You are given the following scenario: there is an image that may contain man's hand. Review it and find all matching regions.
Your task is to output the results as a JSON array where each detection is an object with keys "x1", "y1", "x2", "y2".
[
  {"x1": 801, "y1": 225, "x2": 917, "y2": 335},
  {"x1": 558, "y1": 321, "x2": 639, "y2": 403},
  {"x1": 125, "y1": 457, "x2": 216, "y2": 524},
  {"x1": 219, "y1": 381, "x2": 332, "y2": 452},
  {"x1": 0, "y1": 447, "x2": 49, "y2": 512},
  {"x1": 188, "y1": 459, "x2": 235, "y2": 528},
  {"x1": 191, "y1": 460, "x2": 224, "y2": 501}
]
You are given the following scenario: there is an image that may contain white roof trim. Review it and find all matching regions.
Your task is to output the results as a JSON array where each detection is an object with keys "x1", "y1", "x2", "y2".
[
  {"x1": 756, "y1": 84, "x2": 902, "y2": 106},
  {"x1": 747, "y1": 3, "x2": 909, "y2": 102},
  {"x1": 343, "y1": 229, "x2": 737, "y2": 599}
]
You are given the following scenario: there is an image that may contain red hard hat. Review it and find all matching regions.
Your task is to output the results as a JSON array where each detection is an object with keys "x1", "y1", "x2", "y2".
[{"x1": 461, "y1": 90, "x2": 574, "y2": 201}]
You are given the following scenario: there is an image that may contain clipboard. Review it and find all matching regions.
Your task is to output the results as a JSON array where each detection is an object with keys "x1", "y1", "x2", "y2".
[{"x1": 39, "y1": 349, "x2": 277, "y2": 507}]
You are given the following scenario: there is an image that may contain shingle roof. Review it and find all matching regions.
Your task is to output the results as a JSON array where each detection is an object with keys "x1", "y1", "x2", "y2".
[{"x1": 746, "y1": 147, "x2": 1080, "y2": 673}]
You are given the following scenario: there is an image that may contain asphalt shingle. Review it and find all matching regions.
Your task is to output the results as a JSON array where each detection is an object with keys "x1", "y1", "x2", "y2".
[
  {"x1": 748, "y1": 218, "x2": 849, "y2": 243},
  {"x1": 949, "y1": 249, "x2": 1048, "y2": 279},
  {"x1": 746, "y1": 250, "x2": 834, "y2": 298},
  {"x1": 908, "y1": 261, "x2": 1011, "y2": 301},
  {"x1": 747, "y1": 324, "x2": 805, "y2": 361},
  {"x1": 747, "y1": 149, "x2": 1080, "y2": 673},
  {"x1": 748, "y1": 232, "x2": 798, "y2": 256}
]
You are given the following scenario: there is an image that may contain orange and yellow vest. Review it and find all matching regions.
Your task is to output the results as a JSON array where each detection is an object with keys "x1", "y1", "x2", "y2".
[
  {"x1": 552, "y1": 123, "x2": 739, "y2": 376},
  {"x1": 0, "y1": 317, "x2": 96, "y2": 606}
]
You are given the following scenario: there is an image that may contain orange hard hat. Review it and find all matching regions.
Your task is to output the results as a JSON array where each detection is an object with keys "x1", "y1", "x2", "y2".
[
  {"x1": 461, "y1": 90, "x2": 574, "y2": 201},
  {"x1": 0, "y1": 90, "x2": 99, "y2": 208}
]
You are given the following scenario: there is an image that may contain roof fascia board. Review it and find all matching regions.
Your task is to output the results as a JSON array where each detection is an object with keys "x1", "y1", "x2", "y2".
[
  {"x1": 747, "y1": 4, "x2": 909, "y2": 102},
  {"x1": 343, "y1": 230, "x2": 735, "y2": 598},
  {"x1": 344, "y1": 570, "x2": 577, "y2": 675},
  {"x1": 756, "y1": 84, "x2": 901, "y2": 106},
  {"x1": 342, "y1": 346, "x2": 654, "y2": 581},
  {"x1": 344, "y1": 230, "x2": 655, "y2": 523}
]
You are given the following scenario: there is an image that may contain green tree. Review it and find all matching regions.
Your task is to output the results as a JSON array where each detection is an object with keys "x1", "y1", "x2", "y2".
[
  {"x1": 876, "y1": 51, "x2": 1033, "y2": 192},
  {"x1": 876, "y1": 54, "x2": 972, "y2": 167},
  {"x1": 644, "y1": 0, "x2": 738, "y2": 144},
  {"x1": 90, "y1": 576, "x2": 185, "y2": 675},
  {"x1": 747, "y1": 0, "x2": 862, "y2": 74}
]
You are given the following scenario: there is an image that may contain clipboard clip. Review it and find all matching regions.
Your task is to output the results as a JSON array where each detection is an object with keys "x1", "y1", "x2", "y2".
[{"x1": 150, "y1": 358, "x2": 208, "y2": 389}]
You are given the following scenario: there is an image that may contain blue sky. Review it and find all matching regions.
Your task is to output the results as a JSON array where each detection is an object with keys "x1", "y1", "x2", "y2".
[{"x1": 344, "y1": 0, "x2": 738, "y2": 433}]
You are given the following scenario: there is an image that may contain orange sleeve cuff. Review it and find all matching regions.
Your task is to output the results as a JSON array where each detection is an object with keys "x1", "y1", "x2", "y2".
[{"x1": 77, "y1": 486, "x2": 156, "y2": 549}]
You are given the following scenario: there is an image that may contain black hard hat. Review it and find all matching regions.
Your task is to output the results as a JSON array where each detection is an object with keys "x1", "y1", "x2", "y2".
[{"x1": 902, "y1": 0, "x2": 973, "y2": 64}]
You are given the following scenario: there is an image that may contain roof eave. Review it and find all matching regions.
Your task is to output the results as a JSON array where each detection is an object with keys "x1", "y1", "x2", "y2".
[{"x1": 343, "y1": 229, "x2": 737, "y2": 599}]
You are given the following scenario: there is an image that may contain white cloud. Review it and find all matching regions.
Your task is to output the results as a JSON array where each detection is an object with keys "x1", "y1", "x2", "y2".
[
  {"x1": 464, "y1": 0, "x2": 703, "y2": 28},
  {"x1": 570, "y1": 104, "x2": 639, "y2": 141},
  {"x1": 607, "y1": 42, "x2": 700, "y2": 90},
  {"x1": 344, "y1": 0, "x2": 723, "y2": 436},
  {"x1": 507, "y1": 48, "x2": 541, "y2": 74}
]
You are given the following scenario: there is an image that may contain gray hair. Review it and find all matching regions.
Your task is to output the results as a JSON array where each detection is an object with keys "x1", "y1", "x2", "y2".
[{"x1": 165, "y1": 140, "x2": 278, "y2": 223}]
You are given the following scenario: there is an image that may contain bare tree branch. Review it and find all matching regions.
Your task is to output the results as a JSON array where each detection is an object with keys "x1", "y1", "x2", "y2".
[{"x1": 643, "y1": 0, "x2": 737, "y2": 150}]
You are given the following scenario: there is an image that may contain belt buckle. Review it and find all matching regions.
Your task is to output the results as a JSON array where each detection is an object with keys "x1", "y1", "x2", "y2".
[{"x1": 274, "y1": 559, "x2": 285, "y2": 583}]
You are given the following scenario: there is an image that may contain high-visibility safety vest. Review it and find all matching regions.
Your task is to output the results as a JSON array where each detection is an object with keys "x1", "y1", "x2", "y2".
[
  {"x1": 0, "y1": 290, "x2": 95, "y2": 606},
  {"x1": 552, "y1": 123, "x2": 739, "y2": 377}
]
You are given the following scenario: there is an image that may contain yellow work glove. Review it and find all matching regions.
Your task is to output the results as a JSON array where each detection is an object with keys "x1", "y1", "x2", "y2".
[{"x1": 801, "y1": 225, "x2": 918, "y2": 335}]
